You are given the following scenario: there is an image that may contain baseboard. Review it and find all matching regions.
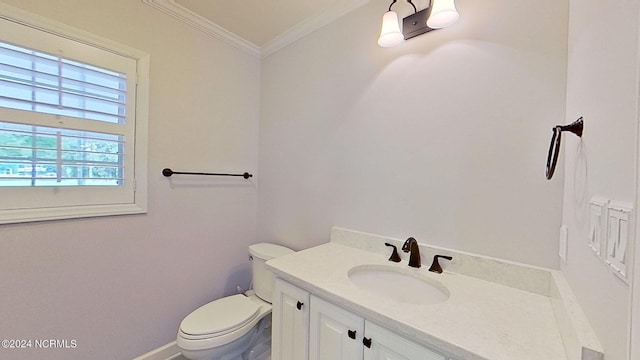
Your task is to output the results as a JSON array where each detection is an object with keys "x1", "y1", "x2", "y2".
[{"x1": 132, "y1": 341, "x2": 182, "y2": 360}]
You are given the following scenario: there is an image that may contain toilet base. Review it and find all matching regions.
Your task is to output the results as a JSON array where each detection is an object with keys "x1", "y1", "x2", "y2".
[
  {"x1": 242, "y1": 319, "x2": 271, "y2": 360},
  {"x1": 179, "y1": 314, "x2": 271, "y2": 360}
]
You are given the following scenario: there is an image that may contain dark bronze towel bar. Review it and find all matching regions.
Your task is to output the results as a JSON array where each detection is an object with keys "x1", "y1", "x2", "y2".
[{"x1": 162, "y1": 168, "x2": 253, "y2": 179}]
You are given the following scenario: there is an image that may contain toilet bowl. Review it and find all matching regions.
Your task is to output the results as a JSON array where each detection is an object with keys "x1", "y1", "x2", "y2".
[
  {"x1": 177, "y1": 243, "x2": 294, "y2": 360},
  {"x1": 177, "y1": 294, "x2": 271, "y2": 360}
]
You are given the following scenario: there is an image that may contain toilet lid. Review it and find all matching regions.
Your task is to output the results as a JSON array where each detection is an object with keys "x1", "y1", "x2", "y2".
[{"x1": 180, "y1": 294, "x2": 260, "y2": 337}]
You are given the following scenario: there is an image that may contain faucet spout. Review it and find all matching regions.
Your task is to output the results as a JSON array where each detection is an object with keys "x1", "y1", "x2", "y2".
[{"x1": 402, "y1": 237, "x2": 421, "y2": 268}]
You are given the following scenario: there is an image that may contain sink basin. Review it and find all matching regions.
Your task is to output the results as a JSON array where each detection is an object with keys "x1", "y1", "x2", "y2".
[{"x1": 348, "y1": 265, "x2": 449, "y2": 305}]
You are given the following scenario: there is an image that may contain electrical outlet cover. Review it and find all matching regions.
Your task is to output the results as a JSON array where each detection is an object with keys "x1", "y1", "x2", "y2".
[{"x1": 559, "y1": 225, "x2": 568, "y2": 263}]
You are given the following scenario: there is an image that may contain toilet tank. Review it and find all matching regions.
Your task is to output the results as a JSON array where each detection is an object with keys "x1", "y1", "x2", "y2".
[{"x1": 249, "y1": 243, "x2": 294, "y2": 303}]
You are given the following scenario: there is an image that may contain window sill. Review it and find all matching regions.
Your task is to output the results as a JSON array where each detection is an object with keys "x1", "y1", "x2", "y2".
[{"x1": 0, "y1": 203, "x2": 147, "y2": 224}]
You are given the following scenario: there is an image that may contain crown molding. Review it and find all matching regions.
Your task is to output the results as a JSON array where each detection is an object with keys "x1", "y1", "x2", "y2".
[
  {"x1": 142, "y1": 0, "x2": 369, "y2": 59},
  {"x1": 142, "y1": 0, "x2": 261, "y2": 58},
  {"x1": 261, "y1": 0, "x2": 370, "y2": 58}
]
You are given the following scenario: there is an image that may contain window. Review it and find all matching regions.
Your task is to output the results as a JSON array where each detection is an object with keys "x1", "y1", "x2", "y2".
[{"x1": 0, "y1": 4, "x2": 148, "y2": 224}]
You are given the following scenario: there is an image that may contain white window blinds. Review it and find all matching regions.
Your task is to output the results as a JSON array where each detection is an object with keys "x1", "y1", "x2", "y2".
[
  {"x1": 0, "y1": 42, "x2": 127, "y2": 186},
  {"x1": 0, "y1": 42, "x2": 127, "y2": 124},
  {"x1": 0, "y1": 5, "x2": 148, "y2": 224}
]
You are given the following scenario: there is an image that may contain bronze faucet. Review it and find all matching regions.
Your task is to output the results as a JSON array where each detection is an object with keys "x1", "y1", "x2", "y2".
[{"x1": 402, "y1": 237, "x2": 421, "y2": 268}]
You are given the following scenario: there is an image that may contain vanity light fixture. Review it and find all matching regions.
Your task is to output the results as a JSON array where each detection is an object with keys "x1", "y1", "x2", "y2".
[{"x1": 377, "y1": 0, "x2": 459, "y2": 48}]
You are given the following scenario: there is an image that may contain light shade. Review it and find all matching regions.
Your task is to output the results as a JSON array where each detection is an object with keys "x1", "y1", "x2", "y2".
[
  {"x1": 377, "y1": 11, "x2": 404, "y2": 47},
  {"x1": 427, "y1": 0, "x2": 459, "y2": 29}
]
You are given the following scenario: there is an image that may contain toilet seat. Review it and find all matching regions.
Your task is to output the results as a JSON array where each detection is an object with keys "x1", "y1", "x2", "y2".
[{"x1": 177, "y1": 294, "x2": 268, "y2": 350}]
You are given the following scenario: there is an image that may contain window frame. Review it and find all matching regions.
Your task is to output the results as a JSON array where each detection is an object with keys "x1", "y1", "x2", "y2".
[{"x1": 0, "y1": 3, "x2": 148, "y2": 224}]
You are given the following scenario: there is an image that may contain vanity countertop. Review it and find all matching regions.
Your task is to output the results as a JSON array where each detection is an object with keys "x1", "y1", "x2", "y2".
[{"x1": 267, "y1": 242, "x2": 568, "y2": 360}]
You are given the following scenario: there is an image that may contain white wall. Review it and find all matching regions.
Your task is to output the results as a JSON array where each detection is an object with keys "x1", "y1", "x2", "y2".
[
  {"x1": 634, "y1": 216, "x2": 640, "y2": 360},
  {"x1": 0, "y1": 1, "x2": 261, "y2": 359},
  {"x1": 4, "y1": 0, "x2": 635, "y2": 359},
  {"x1": 562, "y1": 0, "x2": 640, "y2": 359},
  {"x1": 258, "y1": 0, "x2": 568, "y2": 269}
]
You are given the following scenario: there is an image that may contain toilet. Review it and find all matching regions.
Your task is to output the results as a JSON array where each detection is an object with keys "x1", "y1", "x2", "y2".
[{"x1": 177, "y1": 243, "x2": 294, "y2": 360}]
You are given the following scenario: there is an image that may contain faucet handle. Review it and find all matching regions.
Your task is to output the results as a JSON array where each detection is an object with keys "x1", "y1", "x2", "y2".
[
  {"x1": 428, "y1": 255, "x2": 453, "y2": 273},
  {"x1": 384, "y1": 243, "x2": 401, "y2": 262}
]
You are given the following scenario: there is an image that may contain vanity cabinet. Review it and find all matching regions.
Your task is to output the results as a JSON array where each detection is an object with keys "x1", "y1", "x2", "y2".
[
  {"x1": 362, "y1": 321, "x2": 445, "y2": 360},
  {"x1": 273, "y1": 279, "x2": 448, "y2": 360},
  {"x1": 309, "y1": 296, "x2": 364, "y2": 360},
  {"x1": 272, "y1": 278, "x2": 310, "y2": 360}
]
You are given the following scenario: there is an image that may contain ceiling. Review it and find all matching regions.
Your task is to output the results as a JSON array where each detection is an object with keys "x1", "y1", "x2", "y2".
[{"x1": 174, "y1": 0, "x2": 345, "y2": 47}]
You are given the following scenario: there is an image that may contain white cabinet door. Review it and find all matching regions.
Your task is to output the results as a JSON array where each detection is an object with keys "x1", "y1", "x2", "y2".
[
  {"x1": 273, "y1": 280, "x2": 449, "y2": 360},
  {"x1": 272, "y1": 278, "x2": 310, "y2": 360},
  {"x1": 363, "y1": 322, "x2": 446, "y2": 360},
  {"x1": 309, "y1": 296, "x2": 365, "y2": 360}
]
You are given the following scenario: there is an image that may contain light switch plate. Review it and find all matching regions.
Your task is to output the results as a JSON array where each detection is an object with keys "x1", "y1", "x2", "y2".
[
  {"x1": 606, "y1": 201, "x2": 633, "y2": 281},
  {"x1": 589, "y1": 196, "x2": 609, "y2": 257}
]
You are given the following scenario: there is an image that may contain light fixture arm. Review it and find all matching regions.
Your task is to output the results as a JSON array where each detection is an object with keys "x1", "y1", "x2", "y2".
[
  {"x1": 379, "y1": 0, "x2": 458, "y2": 47},
  {"x1": 388, "y1": 0, "x2": 418, "y2": 14},
  {"x1": 387, "y1": 0, "x2": 396, "y2": 11}
]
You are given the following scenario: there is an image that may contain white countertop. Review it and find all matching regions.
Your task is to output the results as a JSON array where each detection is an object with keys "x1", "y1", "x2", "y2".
[{"x1": 267, "y1": 242, "x2": 568, "y2": 360}]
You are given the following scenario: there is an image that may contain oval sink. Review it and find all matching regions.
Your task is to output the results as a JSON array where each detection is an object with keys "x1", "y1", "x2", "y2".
[{"x1": 348, "y1": 265, "x2": 449, "y2": 305}]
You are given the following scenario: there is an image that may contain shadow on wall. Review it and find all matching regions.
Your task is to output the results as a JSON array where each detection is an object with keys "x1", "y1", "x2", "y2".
[
  {"x1": 223, "y1": 262, "x2": 252, "y2": 296},
  {"x1": 162, "y1": 176, "x2": 257, "y2": 190}
]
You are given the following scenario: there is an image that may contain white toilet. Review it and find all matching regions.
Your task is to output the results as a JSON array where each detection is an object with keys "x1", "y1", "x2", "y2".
[{"x1": 177, "y1": 243, "x2": 294, "y2": 360}]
